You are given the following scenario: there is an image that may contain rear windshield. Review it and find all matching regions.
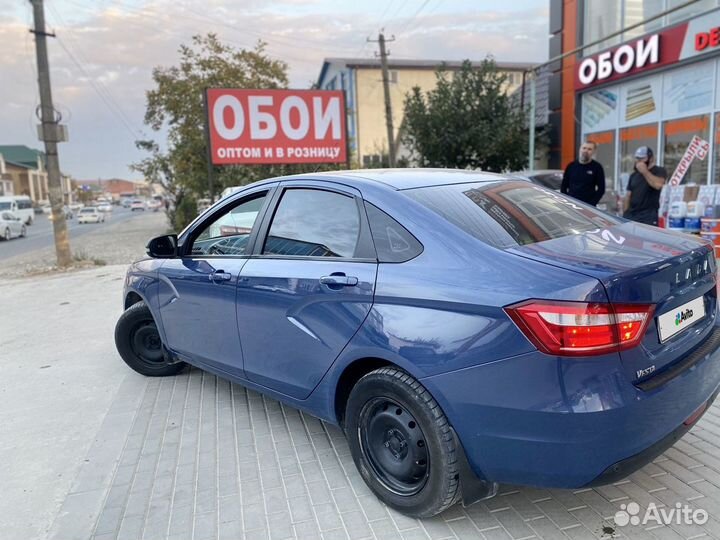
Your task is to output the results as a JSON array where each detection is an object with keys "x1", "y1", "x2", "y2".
[
  {"x1": 404, "y1": 181, "x2": 622, "y2": 248},
  {"x1": 81, "y1": 208, "x2": 96, "y2": 213}
]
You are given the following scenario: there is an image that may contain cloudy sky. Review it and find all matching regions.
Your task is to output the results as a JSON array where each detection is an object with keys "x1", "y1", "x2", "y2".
[{"x1": 3, "y1": 0, "x2": 549, "y2": 180}]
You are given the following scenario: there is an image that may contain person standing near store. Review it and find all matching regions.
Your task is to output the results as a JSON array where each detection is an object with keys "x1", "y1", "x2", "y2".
[
  {"x1": 561, "y1": 141, "x2": 606, "y2": 206},
  {"x1": 623, "y1": 146, "x2": 667, "y2": 226}
]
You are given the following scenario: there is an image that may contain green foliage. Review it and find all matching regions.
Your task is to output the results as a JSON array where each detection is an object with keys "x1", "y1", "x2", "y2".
[
  {"x1": 172, "y1": 194, "x2": 199, "y2": 232},
  {"x1": 402, "y1": 59, "x2": 529, "y2": 172},
  {"x1": 133, "y1": 34, "x2": 343, "y2": 231}
]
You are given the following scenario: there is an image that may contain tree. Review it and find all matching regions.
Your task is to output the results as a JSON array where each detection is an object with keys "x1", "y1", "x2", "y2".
[
  {"x1": 401, "y1": 59, "x2": 529, "y2": 172},
  {"x1": 133, "y1": 34, "x2": 340, "y2": 231}
]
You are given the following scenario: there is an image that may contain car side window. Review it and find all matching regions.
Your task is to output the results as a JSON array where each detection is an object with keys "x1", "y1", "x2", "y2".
[
  {"x1": 263, "y1": 189, "x2": 360, "y2": 258},
  {"x1": 190, "y1": 193, "x2": 267, "y2": 256},
  {"x1": 364, "y1": 202, "x2": 423, "y2": 263}
]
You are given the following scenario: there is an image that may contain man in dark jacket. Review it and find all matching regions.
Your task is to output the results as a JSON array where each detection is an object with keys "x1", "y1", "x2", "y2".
[
  {"x1": 623, "y1": 146, "x2": 666, "y2": 226},
  {"x1": 561, "y1": 141, "x2": 606, "y2": 206}
]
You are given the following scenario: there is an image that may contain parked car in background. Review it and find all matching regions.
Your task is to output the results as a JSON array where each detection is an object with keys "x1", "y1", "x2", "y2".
[
  {"x1": 0, "y1": 211, "x2": 27, "y2": 240},
  {"x1": 121, "y1": 198, "x2": 133, "y2": 208},
  {"x1": 97, "y1": 202, "x2": 113, "y2": 213},
  {"x1": 130, "y1": 199, "x2": 146, "y2": 211},
  {"x1": 48, "y1": 205, "x2": 74, "y2": 221},
  {"x1": 77, "y1": 207, "x2": 105, "y2": 224},
  {"x1": 0, "y1": 195, "x2": 34, "y2": 225},
  {"x1": 146, "y1": 201, "x2": 159, "y2": 212},
  {"x1": 69, "y1": 202, "x2": 84, "y2": 212},
  {"x1": 116, "y1": 170, "x2": 720, "y2": 517},
  {"x1": 510, "y1": 169, "x2": 621, "y2": 215}
]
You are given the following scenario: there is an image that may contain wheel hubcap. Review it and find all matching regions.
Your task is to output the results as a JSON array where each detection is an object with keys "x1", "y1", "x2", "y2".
[
  {"x1": 130, "y1": 321, "x2": 164, "y2": 364},
  {"x1": 359, "y1": 398, "x2": 429, "y2": 496}
]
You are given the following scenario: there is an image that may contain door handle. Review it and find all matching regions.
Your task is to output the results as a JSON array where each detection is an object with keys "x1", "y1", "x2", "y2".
[
  {"x1": 320, "y1": 274, "x2": 358, "y2": 287},
  {"x1": 209, "y1": 270, "x2": 232, "y2": 282}
]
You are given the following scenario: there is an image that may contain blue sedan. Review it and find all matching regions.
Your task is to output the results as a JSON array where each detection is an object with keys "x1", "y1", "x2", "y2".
[{"x1": 115, "y1": 169, "x2": 720, "y2": 517}]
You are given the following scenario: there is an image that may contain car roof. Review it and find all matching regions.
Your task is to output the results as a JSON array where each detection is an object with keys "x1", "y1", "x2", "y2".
[{"x1": 249, "y1": 168, "x2": 510, "y2": 191}]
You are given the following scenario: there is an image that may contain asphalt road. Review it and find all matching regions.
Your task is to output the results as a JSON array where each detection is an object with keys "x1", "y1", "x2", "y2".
[{"x1": 0, "y1": 206, "x2": 155, "y2": 260}]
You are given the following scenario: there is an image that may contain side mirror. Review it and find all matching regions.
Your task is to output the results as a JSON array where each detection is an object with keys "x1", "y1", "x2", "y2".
[{"x1": 147, "y1": 234, "x2": 177, "y2": 258}]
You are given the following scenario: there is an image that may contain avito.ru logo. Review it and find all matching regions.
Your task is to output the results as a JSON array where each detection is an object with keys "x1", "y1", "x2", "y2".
[
  {"x1": 614, "y1": 502, "x2": 708, "y2": 527},
  {"x1": 675, "y1": 308, "x2": 693, "y2": 326}
]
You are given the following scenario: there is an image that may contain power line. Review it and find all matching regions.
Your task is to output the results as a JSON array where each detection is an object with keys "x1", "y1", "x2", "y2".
[
  {"x1": 45, "y1": 2, "x2": 142, "y2": 140},
  {"x1": 396, "y1": 0, "x2": 433, "y2": 36},
  {"x1": 54, "y1": 35, "x2": 143, "y2": 140}
]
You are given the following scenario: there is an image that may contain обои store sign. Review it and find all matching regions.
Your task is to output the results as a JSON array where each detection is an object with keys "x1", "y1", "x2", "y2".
[
  {"x1": 575, "y1": 10, "x2": 720, "y2": 90},
  {"x1": 577, "y1": 35, "x2": 660, "y2": 87},
  {"x1": 206, "y1": 89, "x2": 347, "y2": 165}
]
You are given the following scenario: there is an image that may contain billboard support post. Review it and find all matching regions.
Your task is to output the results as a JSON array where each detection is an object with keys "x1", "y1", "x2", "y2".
[{"x1": 203, "y1": 89, "x2": 215, "y2": 201}]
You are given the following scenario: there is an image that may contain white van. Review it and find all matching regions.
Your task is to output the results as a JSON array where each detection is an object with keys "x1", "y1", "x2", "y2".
[{"x1": 0, "y1": 196, "x2": 34, "y2": 225}]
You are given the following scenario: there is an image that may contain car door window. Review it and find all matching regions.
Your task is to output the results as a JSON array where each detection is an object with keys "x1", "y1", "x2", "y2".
[
  {"x1": 263, "y1": 189, "x2": 360, "y2": 258},
  {"x1": 191, "y1": 193, "x2": 267, "y2": 256}
]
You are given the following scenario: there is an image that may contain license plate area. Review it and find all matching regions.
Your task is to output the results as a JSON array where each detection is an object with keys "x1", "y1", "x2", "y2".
[{"x1": 657, "y1": 296, "x2": 706, "y2": 343}]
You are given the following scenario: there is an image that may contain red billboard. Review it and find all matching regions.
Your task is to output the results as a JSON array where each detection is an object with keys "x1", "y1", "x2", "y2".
[{"x1": 206, "y1": 89, "x2": 347, "y2": 165}]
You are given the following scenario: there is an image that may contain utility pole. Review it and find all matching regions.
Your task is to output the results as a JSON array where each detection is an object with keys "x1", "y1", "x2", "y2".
[
  {"x1": 29, "y1": 0, "x2": 72, "y2": 268},
  {"x1": 369, "y1": 32, "x2": 396, "y2": 167}
]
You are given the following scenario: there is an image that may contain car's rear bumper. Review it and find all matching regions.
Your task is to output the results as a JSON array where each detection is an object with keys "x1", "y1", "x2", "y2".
[{"x1": 420, "y1": 323, "x2": 720, "y2": 488}]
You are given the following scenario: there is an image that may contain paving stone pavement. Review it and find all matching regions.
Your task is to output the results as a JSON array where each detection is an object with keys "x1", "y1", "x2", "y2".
[
  {"x1": 47, "y1": 363, "x2": 720, "y2": 540},
  {"x1": 5, "y1": 264, "x2": 720, "y2": 540}
]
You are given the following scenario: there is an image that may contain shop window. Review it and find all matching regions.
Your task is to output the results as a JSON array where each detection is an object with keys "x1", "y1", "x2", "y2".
[
  {"x1": 713, "y1": 113, "x2": 720, "y2": 184},
  {"x1": 619, "y1": 123, "x2": 658, "y2": 193},
  {"x1": 585, "y1": 131, "x2": 617, "y2": 192},
  {"x1": 663, "y1": 115, "x2": 710, "y2": 184},
  {"x1": 666, "y1": 0, "x2": 717, "y2": 25},
  {"x1": 583, "y1": 0, "x2": 622, "y2": 54},
  {"x1": 623, "y1": 0, "x2": 664, "y2": 40}
]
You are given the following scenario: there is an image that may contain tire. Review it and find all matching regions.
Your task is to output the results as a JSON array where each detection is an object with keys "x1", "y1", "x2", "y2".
[
  {"x1": 26, "y1": 216, "x2": 33, "y2": 225},
  {"x1": 114, "y1": 301, "x2": 185, "y2": 376},
  {"x1": 2, "y1": 228, "x2": 9, "y2": 241},
  {"x1": 345, "y1": 367, "x2": 460, "y2": 517},
  {"x1": 20, "y1": 226, "x2": 26, "y2": 238}
]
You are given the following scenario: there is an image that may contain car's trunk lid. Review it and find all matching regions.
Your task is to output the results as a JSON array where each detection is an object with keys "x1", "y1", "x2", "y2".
[{"x1": 509, "y1": 222, "x2": 718, "y2": 383}]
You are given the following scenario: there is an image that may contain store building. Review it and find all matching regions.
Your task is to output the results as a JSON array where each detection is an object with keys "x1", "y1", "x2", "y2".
[{"x1": 549, "y1": 1, "x2": 720, "y2": 193}]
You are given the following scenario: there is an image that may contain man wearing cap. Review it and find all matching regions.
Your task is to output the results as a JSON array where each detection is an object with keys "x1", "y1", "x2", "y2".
[
  {"x1": 623, "y1": 146, "x2": 667, "y2": 226},
  {"x1": 561, "y1": 141, "x2": 606, "y2": 206}
]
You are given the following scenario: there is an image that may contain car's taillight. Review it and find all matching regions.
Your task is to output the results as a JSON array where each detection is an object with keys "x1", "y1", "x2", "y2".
[{"x1": 505, "y1": 300, "x2": 655, "y2": 357}]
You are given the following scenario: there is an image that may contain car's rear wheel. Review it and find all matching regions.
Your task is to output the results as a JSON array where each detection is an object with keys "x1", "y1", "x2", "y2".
[
  {"x1": 115, "y1": 301, "x2": 185, "y2": 376},
  {"x1": 26, "y1": 216, "x2": 33, "y2": 225},
  {"x1": 2, "y1": 228, "x2": 9, "y2": 241},
  {"x1": 20, "y1": 226, "x2": 26, "y2": 237},
  {"x1": 345, "y1": 367, "x2": 460, "y2": 517}
]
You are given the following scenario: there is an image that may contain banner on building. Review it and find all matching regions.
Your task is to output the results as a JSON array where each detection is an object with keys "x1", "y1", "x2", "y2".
[
  {"x1": 206, "y1": 89, "x2": 347, "y2": 165},
  {"x1": 576, "y1": 10, "x2": 720, "y2": 90},
  {"x1": 669, "y1": 135, "x2": 711, "y2": 186}
]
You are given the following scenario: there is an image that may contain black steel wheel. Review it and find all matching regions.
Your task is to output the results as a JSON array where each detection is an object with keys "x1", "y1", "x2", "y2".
[
  {"x1": 115, "y1": 301, "x2": 185, "y2": 376},
  {"x1": 345, "y1": 367, "x2": 460, "y2": 517},
  {"x1": 359, "y1": 397, "x2": 430, "y2": 496}
]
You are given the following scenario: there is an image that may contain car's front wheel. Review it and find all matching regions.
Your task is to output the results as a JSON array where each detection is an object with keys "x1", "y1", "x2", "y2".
[
  {"x1": 115, "y1": 301, "x2": 185, "y2": 376},
  {"x1": 20, "y1": 226, "x2": 26, "y2": 237},
  {"x1": 2, "y1": 228, "x2": 9, "y2": 241},
  {"x1": 345, "y1": 367, "x2": 460, "y2": 518}
]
